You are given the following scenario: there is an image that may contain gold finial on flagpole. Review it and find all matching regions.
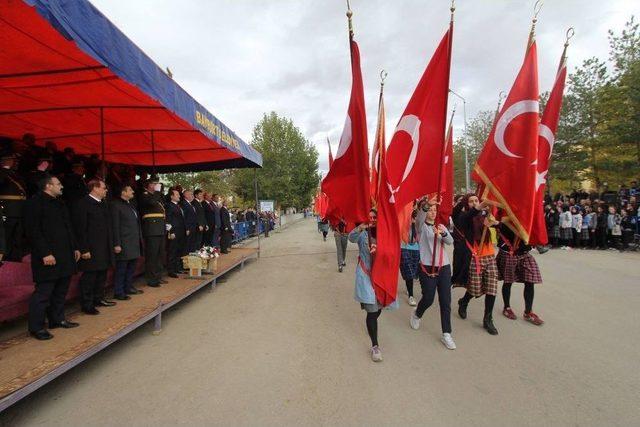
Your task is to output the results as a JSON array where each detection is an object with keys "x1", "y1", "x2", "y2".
[
  {"x1": 380, "y1": 69, "x2": 387, "y2": 89},
  {"x1": 559, "y1": 27, "x2": 575, "y2": 70},
  {"x1": 450, "y1": 0, "x2": 455, "y2": 23},
  {"x1": 346, "y1": 0, "x2": 354, "y2": 39},
  {"x1": 527, "y1": 0, "x2": 543, "y2": 48}
]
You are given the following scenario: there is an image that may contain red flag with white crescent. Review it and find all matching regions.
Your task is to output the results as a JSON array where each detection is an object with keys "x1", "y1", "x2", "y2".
[
  {"x1": 472, "y1": 41, "x2": 540, "y2": 243},
  {"x1": 529, "y1": 51, "x2": 568, "y2": 245},
  {"x1": 321, "y1": 39, "x2": 370, "y2": 224},
  {"x1": 385, "y1": 26, "x2": 452, "y2": 210}
]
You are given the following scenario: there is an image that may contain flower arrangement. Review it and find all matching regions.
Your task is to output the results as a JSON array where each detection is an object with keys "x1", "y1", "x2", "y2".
[{"x1": 197, "y1": 246, "x2": 220, "y2": 259}]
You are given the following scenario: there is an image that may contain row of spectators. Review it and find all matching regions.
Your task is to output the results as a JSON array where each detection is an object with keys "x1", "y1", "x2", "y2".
[{"x1": 542, "y1": 185, "x2": 639, "y2": 250}]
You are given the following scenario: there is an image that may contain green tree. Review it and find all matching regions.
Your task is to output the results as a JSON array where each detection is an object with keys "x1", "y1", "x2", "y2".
[
  {"x1": 233, "y1": 112, "x2": 320, "y2": 210},
  {"x1": 163, "y1": 170, "x2": 235, "y2": 197}
]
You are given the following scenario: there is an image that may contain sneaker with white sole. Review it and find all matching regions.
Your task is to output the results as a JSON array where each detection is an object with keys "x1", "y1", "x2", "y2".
[
  {"x1": 408, "y1": 296, "x2": 417, "y2": 306},
  {"x1": 371, "y1": 345, "x2": 383, "y2": 362},
  {"x1": 441, "y1": 333, "x2": 456, "y2": 350},
  {"x1": 410, "y1": 310, "x2": 421, "y2": 330}
]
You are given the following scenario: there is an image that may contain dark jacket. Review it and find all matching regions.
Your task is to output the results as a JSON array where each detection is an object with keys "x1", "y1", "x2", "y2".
[
  {"x1": 204, "y1": 200, "x2": 216, "y2": 230},
  {"x1": 166, "y1": 201, "x2": 186, "y2": 236},
  {"x1": 138, "y1": 190, "x2": 166, "y2": 237},
  {"x1": 111, "y1": 198, "x2": 142, "y2": 261},
  {"x1": 221, "y1": 205, "x2": 232, "y2": 232},
  {"x1": 181, "y1": 200, "x2": 198, "y2": 232},
  {"x1": 213, "y1": 203, "x2": 222, "y2": 230},
  {"x1": 61, "y1": 172, "x2": 87, "y2": 207},
  {"x1": 74, "y1": 195, "x2": 114, "y2": 271},
  {"x1": 23, "y1": 192, "x2": 77, "y2": 282},
  {"x1": 0, "y1": 167, "x2": 27, "y2": 218},
  {"x1": 193, "y1": 199, "x2": 207, "y2": 228}
]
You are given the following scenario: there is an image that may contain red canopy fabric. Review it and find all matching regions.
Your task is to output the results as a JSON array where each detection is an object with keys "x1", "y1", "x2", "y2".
[{"x1": 0, "y1": 0, "x2": 261, "y2": 171}]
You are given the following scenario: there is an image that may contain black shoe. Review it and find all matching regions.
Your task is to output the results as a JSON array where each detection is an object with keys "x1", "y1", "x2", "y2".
[
  {"x1": 221, "y1": 250, "x2": 229, "y2": 254},
  {"x1": 168, "y1": 273, "x2": 179, "y2": 278},
  {"x1": 95, "y1": 299, "x2": 116, "y2": 307},
  {"x1": 82, "y1": 307, "x2": 100, "y2": 315},
  {"x1": 49, "y1": 320, "x2": 79, "y2": 329},
  {"x1": 114, "y1": 294, "x2": 131, "y2": 301},
  {"x1": 126, "y1": 288, "x2": 144, "y2": 295},
  {"x1": 147, "y1": 283, "x2": 161, "y2": 288},
  {"x1": 30, "y1": 330, "x2": 53, "y2": 340},
  {"x1": 458, "y1": 298, "x2": 468, "y2": 319},
  {"x1": 483, "y1": 316, "x2": 499, "y2": 335},
  {"x1": 338, "y1": 265, "x2": 343, "y2": 273},
  {"x1": 159, "y1": 279, "x2": 169, "y2": 284}
]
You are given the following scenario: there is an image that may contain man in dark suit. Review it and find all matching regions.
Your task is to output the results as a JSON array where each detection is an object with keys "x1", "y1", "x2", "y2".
[
  {"x1": 181, "y1": 190, "x2": 199, "y2": 253},
  {"x1": 203, "y1": 192, "x2": 216, "y2": 247},
  {"x1": 193, "y1": 189, "x2": 207, "y2": 249},
  {"x1": 220, "y1": 199, "x2": 233, "y2": 254},
  {"x1": 111, "y1": 184, "x2": 143, "y2": 300},
  {"x1": 61, "y1": 160, "x2": 87, "y2": 208},
  {"x1": 165, "y1": 187, "x2": 186, "y2": 277},
  {"x1": 74, "y1": 179, "x2": 115, "y2": 314},
  {"x1": 24, "y1": 174, "x2": 80, "y2": 340},
  {"x1": 212, "y1": 193, "x2": 222, "y2": 249},
  {"x1": 138, "y1": 176, "x2": 166, "y2": 287},
  {"x1": 0, "y1": 149, "x2": 27, "y2": 261}
]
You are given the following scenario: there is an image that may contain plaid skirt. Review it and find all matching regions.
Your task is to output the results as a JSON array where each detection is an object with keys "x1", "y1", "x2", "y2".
[
  {"x1": 496, "y1": 250, "x2": 542, "y2": 284},
  {"x1": 560, "y1": 227, "x2": 573, "y2": 240},
  {"x1": 467, "y1": 255, "x2": 499, "y2": 297},
  {"x1": 551, "y1": 225, "x2": 561, "y2": 239},
  {"x1": 400, "y1": 248, "x2": 420, "y2": 280},
  {"x1": 581, "y1": 228, "x2": 590, "y2": 240}
]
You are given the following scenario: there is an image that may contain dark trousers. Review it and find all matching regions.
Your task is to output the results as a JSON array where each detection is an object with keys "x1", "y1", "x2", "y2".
[
  {"x1": 114, "y1": 259, "x2": 137, "y2": 296},
  {"x1": 167, "y1": 233, "x2": 186, "y2": 274},
  {"x1": 220, "y1": 230, "x2": 233, "y2": 252},
  {"x1": 28, "y1": 276, "x2": 71, "y2": 332},
  {"x1": 144, "y1": 235, "x2": 164, "y2": 285},
  {"x1": 203, "y1": 228, "x2": 214, "y2": 247},
  {"x1": 596, "y1": 228, "x2": 608, "y2": 248},
  {"x1": 212, "y1": 228, "x2": 221, "y2": 249},
  {"x1": 78, "y1": 269, "x2": 107, "y2": 310},
  {"x1": 416, "y1": 264, "x2": 452, "y2": 333},
  {"x1": 3, "y1": 217, "x2": 25, "y2": 261}
]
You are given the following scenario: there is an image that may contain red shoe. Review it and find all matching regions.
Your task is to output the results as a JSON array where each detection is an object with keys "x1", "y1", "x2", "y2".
[
  {"x1": 502, "y1": 307, "x2": 517, "y2": 320},
  {"x1": 524, "y1": 311, "x2": 544, "y2": 326}
]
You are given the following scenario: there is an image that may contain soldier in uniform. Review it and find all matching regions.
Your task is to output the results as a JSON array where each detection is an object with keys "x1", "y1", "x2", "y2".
[
  {"x1": 138, "y1": 176, "x2": 166, "y2": 287},
  {"x1": 0, "y1": 149, "x2": 27, "y2": 261}
]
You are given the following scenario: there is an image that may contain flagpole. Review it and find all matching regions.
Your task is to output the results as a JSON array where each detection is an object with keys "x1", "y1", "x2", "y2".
[
  {"x1": 346, "y1": 0, "x2": 354, "y2": 41},
  {"x1": 373, "y1": 69, "x2": 387, "y2": 205}
]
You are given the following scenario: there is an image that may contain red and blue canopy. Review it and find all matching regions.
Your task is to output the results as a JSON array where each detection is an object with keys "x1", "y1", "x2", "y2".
[{"x1": 0, "y1": 0, "x2": 262, "y2": 171}]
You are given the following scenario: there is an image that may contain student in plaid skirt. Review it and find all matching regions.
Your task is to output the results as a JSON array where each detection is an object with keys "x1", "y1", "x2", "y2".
[
  {"x1": 400, "y1": 210, "x2": 420, "y2": 306},
  {"x1": 455, "y1": 196, "x2": 501, "y2": 335},
  {"x1": 497, "y1": 224, "x2": 544, "y2": 326}
]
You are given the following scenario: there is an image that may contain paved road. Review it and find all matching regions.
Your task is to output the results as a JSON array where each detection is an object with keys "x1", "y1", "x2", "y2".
[{"x1": 1, "y1": 218, "x2": 639, "y2": 426}]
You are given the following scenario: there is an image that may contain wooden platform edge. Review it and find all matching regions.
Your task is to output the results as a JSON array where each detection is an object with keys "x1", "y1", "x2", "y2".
[{"x1": 0, "y1": 248, "x2": 259, "y2": 413}]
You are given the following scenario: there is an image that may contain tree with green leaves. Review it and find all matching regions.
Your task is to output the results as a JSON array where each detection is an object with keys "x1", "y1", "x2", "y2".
[{"x1": 233, "y1": 112, "x2": 320, "y2": 210}]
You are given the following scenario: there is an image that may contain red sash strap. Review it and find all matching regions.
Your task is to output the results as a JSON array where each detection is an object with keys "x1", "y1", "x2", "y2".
[
  {"x1": 453, "y1": 224, "x2": 481, "y2": 275},
  {"x1": 358, "y1": 256, "x2": 371, "y2": 277}
]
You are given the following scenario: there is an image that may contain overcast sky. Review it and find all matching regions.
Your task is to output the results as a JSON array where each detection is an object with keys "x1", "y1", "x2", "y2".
[{"x1": 91, "y1": 0, "x2": 639, "y2": 174}]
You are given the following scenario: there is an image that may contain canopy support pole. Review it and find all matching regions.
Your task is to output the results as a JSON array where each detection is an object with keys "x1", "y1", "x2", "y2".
[
  {"x1": 99, "y1": 106, "x2": 105, "y2": 162},
  {"x1": 254, "y1": 168, "x2": 260, "y2": 258},
  {"x1": 150, "y1": 130, "x2": 157, "y2": 176}
]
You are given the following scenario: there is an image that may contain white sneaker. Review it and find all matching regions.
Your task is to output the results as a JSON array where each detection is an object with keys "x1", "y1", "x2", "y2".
[
  {"x1": 408, "y1": 296, "x2": 417, "y2": 306},
  {"x1": 371, "y1": 346, "x2": 383, "y2": 362},
  {"x1": 441, "y1": 333, "x2": 456, "y2": 350},
  {"x1": 410, "y1": 310, "x2": 421, "y2": 330}
]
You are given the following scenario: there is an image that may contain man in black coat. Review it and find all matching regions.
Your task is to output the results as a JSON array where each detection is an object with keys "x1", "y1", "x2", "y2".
[
  {"x1": 203, "y1": 192, "x2": 216, "y2": 247},
  {"x1": 212, "y1": 193, "x2": 222, "y2": 249},
  {"x1": 111, "y1": 184, "x2": 143, "y2": 300},
  {"x1": 0, "y1": 149, "x2": 27, "y2": 261},
  {"x1": 193, "y1": 189, "x2": 207, "y2": 249},
  {"x1": 220, "y1": 199, "x2": 233, "y2": 254},
  {"x1": 181, "y1": 190, "x2": 199, "y2": 253},
  {"x1": 74, "y1": 179, "x2": 115, "y2": 314},
  {"x1": 138, "y1": 176, "x2": 166, "y2": 287},
  {"x1": 165, "y1": 187, "x2": 186, "y2": 277},
  {"x1": 24, "y1": 174, "x2": 80, "y2": 340}
]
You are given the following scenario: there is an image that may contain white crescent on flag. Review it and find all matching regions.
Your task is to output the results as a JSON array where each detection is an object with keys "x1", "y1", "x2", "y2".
[
  {"x1": 494, "y1": 100, "x2": 539, "y2": 158},
  {"x1": 387, "y1": 114, "x2": 421, "y2": 202}
]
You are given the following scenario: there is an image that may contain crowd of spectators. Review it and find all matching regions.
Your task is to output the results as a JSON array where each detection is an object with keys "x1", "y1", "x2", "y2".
[{"x1": 542, "y1": 184, "x2": 640, "y2": 251}]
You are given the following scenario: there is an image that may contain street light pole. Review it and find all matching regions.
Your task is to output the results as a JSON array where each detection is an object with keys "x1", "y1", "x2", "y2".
[{"x1": 449, "y1": 89, "x2": 470, "y2": 193}]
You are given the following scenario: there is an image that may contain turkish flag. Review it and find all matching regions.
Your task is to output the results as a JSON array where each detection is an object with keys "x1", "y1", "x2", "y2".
[
  {"x1": 472, "y1": 41, "x2": 540, "y2": 243},
  {"x1": 371, "y1": 153, "x2": 400, "y2": 307},
  {"x1": 321, "y1": 39, "x2": 370, "y2": 224},
  {"x1": 371, "y1": 87, "x2": 386, "y2": 206},
  {"x1": 529, "y1": 52, "x2": 568, "y2": 245},
  {"x1": 386, "y1": 26, "x2": 452, "y2": 210},
  {"x1": 437, "y1": 123, "x2": 454, "y2": 225}
]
